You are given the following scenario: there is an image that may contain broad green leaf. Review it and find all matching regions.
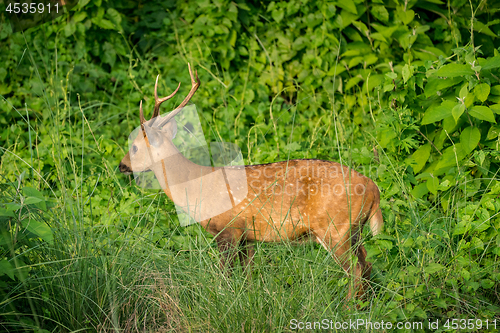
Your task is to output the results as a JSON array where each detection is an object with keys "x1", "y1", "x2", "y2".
[
  {"x1": 229, "y1": 30, "x2": 237, "y2": 47},
  {"x1": 464, "y1": 92, "x2": 475, "y2": 108},
  {"x1": 474, "y1": 83, "x2": 490, "y2": 102},
  {"x1": 470, "y1": 237, "x2": 484, "y2": 251},
  {"x1": 244, "y1": 89, "x2": 255, "y2": 103},
  {"x1": 365, "y1": 243, "x2": 382, "y2": 259},
  {"x1": 407, "y1": 143, "x2": 431, "y2": 173},
  {"x1": 370, "y1": 5, "x2": 389, "y2": 22},
  {"x1": 352, "y1": 21, "x2": 368, "y2": 35},
  {"x1": 0, "y1": 208, "x2": 15, "y2": 217},
  {"x1": 72, "y1": 11, "x2": 87, "y2": 23},
  {"x1": 363, "y1": 74, "x2": 384, "y2": 91},
  {"x1": 107, "y1": 8, "x2": 122, "y2": 26},
  {"x1": 460, "y1": 126, "x2": 481, "y2": 154},
  {"x1": 433, "y1": 64, "x2": 474, "y2": 77},
  {"x1": 491, "y1": 104, "x2": 500, "y2": 114},
  {"x1": 64, "y1": 23, "x2": 76, "y2": 37},
  {"x1": 24, "y1": 197, "x2": 43, "y2": 205},
  {"x1": 22, "y1": 220, "x2": 53, "y2": 244},
  {"x1": 487, "y1": 125, "x2": 500, "y2": 140},
  {"x1": 346, "y1": 76, "x2": 362, "y2": 90},
  {"x1": 336, "y1": 0, "x2": 357, "y2": 14},
  {"x1": 378, "y1": 127, "x2": 397, "y2": 148},
  {"x1": 453, "y1": 220, "x2": 470, "y2": 235},
  {"x1": 425, "y1": 263, "x2": 444, "y2": 274},
  {"x1": 348, "y1": 56, "x2": 363, "y2": 69},
  {"x1": 461, "y1": 269, "x2": 471, "y2": 280},
  {"x1": 23, "y1": 187, "x2": 44, "y2": 200},
  {"x1": 327, "y1": 64, "x2": 346, "y2": 76},
  {"x1": 23, "y1": 187, "x2": 46, "y2": 211},
  {"x1": 272, "y1": 9, "x2": 284, "y2": 22},
  {"x1": 102, "y1": 42, "x2": 117, "y2": 67},
  {"x1": 491, "y1": 85, "x2": 500, "y2": 95},
  {"x1": 396, "y1": 8, "x2": 414, "y2": 25},
  {"x1": 4, "y1": 203, "x2": 21, "y2": 211},
  {"x1": 97, "y1": 19, "x2": 115, "y2": 30},
  {"x1": 452, "y1": 103, "x2": 465, "y2": 123},
  {"x1": 443, "y1": 113, "x2": 463, "y2": 136},
  {"x1": 434, "y1": 298, "x2": 448, "y2": 309},
  {"x1": 411, "y1": 183, "x2": 429, "y2": 198},
  {"x1": 481, "y1": 279, "x2": 495, "y2": 289},
  {"x1": 292, "y1": 37, "x2": 308, "y2": 51},
  {"x1": 436, "y1": 143, "x2": 466, "y2": 170},
  {"x1": 385, "y1": 72, "x2": 397, "y2": 80},
  {"x1": 469, "y1": 106, "x2": 496, "y2": 123},
  {"x1": 402, "y1": 64, "x2": 413, "y2": 83},
  {"x1": 426, "y1": 176, "x2": 439, "y2": 195},
  {"x1": 424, "y1": 77, "x2": 462, "y2": 98},
  {"x1": 284, "y1": 142, "x2": 301, "y2": 152},
  {"x1": 375, "y1": 239, "x2": 393, "y2": 250},
  {"x1": 474, "y1": 20, "x2": 497, "y2": 38},
  {"x1": 0, "y1": 259, "x2": 15, "y2": 280},
  {"x1": 459, "y1": 85, "x2": 468, "y2": 100},
  {"x1": 421, "y1": 100, "x2": 455, "y2": 125},
  {"x1": 472, "y1": 218, "x2": 490, "y2": 233},
  {"x1": 481, "y1": 55, "x2": 500, "y2": 70}
]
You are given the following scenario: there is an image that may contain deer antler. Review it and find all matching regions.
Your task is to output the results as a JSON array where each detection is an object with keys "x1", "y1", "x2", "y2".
[
  {"x1": 157, "y1": 63, "x2": 200, "y2": 127},
  {"x1": 139, "y1": 72, "x2": 181, "y2": 127},
  {"x1": 139, "y1": 100, "x2": 146, "y2": 126},
  {"x1": 153, "y1": 76, "x2": 181, "y2": 119}
]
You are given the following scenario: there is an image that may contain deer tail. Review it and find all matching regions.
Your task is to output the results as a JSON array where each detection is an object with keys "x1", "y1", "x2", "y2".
[{"x1": 369, "y1": 184, "x2": 383, "y2": 236}]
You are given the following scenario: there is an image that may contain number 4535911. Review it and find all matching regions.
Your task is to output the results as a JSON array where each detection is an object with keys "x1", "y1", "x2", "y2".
[
  {"x1": 443, "y1": 319, "x2": 497, "y2": 330},
  {"x1": 6, "y1": 2, "x2": 60, "y2": 14}
]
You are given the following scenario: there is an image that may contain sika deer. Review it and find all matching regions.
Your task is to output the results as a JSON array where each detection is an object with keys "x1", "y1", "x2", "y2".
[{"x1": 119, "y1": 64, "x2": 383, "y2": 299}]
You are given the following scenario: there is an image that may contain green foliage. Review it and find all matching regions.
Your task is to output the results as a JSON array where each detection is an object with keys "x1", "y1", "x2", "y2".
[{"x1": 0, "y1": 0, "x2": 500, "y2": 330}]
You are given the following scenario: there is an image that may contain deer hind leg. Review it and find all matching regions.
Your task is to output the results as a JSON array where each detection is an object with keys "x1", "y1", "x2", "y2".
[
  {"x1": 353, "y1": 241, "x2": 372, "y2": 299},
  {"x1": 314, "y1": 229, "x2": 369, "y2": 301},
  {"x1": 215, "y1": 229, "x2": 241, "y2": 273}
]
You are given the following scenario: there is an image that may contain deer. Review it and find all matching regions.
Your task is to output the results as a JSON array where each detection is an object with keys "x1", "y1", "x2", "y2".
[{"x1": 118, "y1": 64, "x2": 383, "y2": 300}]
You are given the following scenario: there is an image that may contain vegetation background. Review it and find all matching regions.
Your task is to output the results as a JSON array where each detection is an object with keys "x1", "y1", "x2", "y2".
[{"x1": 0, "y1": 0, "x2": 499, "y2": 331}]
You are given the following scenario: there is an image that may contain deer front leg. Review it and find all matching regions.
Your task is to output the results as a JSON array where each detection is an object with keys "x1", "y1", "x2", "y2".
[{"x1": 238, "y1": 239, "x2": 255, "y2": 271}]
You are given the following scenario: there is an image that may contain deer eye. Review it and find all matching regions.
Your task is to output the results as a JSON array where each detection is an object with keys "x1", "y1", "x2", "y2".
[{"x1": 131, "y1": 145, "x2": 138, "y2": 154}]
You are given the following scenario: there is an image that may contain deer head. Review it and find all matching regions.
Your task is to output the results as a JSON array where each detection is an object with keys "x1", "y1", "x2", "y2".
[{"x1": 119, "y1": 64, "x2": 200, "y2": 175}]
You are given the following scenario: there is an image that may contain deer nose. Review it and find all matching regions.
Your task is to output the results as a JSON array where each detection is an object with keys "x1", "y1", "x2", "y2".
[{"x1": 119, "y1": 162, "x2": 132, "y2": 174}]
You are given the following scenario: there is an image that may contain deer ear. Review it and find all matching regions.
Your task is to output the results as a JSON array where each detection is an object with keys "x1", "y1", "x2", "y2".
[
  {"x1": 162, "y1": 119, "x2": 177, "y2": 139},
  {"x1": 171, "y1": 120, "x2": 177, "y2": 139},
  {"x1": 144, "y1": 126, "x2": 164, "y2": 147}
]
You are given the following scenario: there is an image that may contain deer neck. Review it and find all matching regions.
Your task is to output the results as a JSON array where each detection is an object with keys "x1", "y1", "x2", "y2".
[{"x1": 147, "y1": 140, "x2": 213, "y2": 202}]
